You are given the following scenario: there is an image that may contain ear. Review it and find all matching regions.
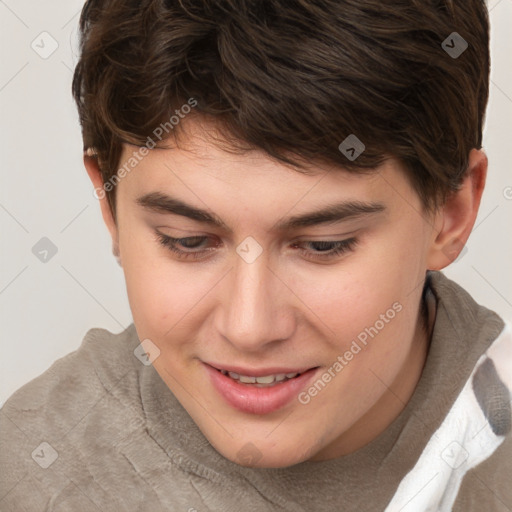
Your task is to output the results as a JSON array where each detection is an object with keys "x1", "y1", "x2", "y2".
[
  {"x1": 83, "y1": 150, "x2": 121, "y2": 264},
  {"x1": 426, "y1": 149, "x2": 488, "y2": 270}
]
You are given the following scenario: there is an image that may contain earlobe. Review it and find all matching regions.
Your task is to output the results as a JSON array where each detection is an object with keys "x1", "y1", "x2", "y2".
[
  {"x1": 83, "y1": 150, "x2": 120, "y2": 256},
  {"x1": 112, "y1": 240, "x2": 122, "y2": 267},
  {"x1": 426, "y1": 149, "x2": 488, "y2": 271}
]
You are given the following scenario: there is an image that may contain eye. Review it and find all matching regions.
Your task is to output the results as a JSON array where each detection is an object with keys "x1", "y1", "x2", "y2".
[
  {"x1": 292, "y1": 238, "x2": 358, "y2": 261},
  {"x1": 155, "y1": 233, "x2": 217, "y2": 260}
]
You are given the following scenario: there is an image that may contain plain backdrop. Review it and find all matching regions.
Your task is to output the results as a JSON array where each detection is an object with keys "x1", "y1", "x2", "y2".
[{"x1": 1, "y1": 0, "x2": 511, "y2": 405}]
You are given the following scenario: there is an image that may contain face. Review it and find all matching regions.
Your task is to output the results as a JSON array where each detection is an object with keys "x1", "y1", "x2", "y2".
[{"x1": 106, "y1": 119, "x2": 440, "y2": 468}]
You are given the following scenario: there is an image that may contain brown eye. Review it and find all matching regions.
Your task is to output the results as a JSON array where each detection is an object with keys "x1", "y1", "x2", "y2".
[
  {"x1": 292, "y1": 238, "x2": 358, "y2": 261},
  {"x1": 156, "y1": 233, "x2": 217, "y2": 260}
]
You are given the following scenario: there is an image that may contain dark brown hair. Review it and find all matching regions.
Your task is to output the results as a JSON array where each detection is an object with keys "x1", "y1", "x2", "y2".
[{"x1": 72, "y1": 0, "x2": 490, "y2": 219}]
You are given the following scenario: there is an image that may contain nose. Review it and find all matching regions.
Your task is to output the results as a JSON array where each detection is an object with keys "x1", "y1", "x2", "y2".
[{"x1": 214, "y1": 249, "x2": 296, "y2": 353}]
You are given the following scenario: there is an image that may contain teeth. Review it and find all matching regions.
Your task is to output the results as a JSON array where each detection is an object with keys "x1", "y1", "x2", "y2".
[
  {"x1": 219, "y1": 369, "x2": 301, "y2": 385},
  {"x1": 255, "y1": 375, "x2": 275, "y2": 384},
  {"x1": 239, "y1": 375, "x2": 256, "y2": 384}
]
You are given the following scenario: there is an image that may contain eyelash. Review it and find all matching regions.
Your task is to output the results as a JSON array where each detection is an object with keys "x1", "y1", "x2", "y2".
[{"x1": 155, "y1": 232, "x2": 358, "y2": 262}]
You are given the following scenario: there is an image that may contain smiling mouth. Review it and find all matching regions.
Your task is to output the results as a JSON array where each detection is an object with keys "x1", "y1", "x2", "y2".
[
  {"x1": 205, "y1": 364, "x2": 321, "y2": 414},
  {"x1": 215, "y1": 368, "x2": 313, "y2": 387}
]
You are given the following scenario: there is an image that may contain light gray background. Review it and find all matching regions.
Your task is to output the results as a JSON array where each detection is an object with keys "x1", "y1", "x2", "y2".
[{"x1": 1, "y1": 0, "x2": 511, "y2": 405}]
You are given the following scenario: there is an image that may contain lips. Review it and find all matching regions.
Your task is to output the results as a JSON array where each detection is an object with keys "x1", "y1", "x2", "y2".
[{"x1": 204, "y1": 362, "x2": 320, "y2": 415}]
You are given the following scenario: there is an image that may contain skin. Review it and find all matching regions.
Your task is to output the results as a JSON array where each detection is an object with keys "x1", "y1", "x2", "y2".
[{"x1": 85, "y1": 117, "x2": 487, "y2": 468}]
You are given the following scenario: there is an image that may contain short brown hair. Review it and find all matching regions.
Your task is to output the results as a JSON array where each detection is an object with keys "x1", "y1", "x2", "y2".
[{"x1": 72, "y1": 0, "x2": 490, "y2": 219}]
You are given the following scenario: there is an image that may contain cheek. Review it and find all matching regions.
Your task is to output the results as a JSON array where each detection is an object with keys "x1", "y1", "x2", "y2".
[
  {"x1": 119, "y1": 227, "x2": 202, "y2": 338},
  {"x1": 125, "y1": 266, "x2": 204, "y2": 339},
  {"x1": 285, "y1": 227, "x2": 425, "y2": 358},
  {"x1": 300, "y1": 275, "x2": 405, "y2": 358}
]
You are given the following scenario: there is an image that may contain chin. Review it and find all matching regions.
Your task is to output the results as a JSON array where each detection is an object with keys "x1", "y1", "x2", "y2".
[{"x1": 216, "y1": 437, "x2": 315, "y2": 469}]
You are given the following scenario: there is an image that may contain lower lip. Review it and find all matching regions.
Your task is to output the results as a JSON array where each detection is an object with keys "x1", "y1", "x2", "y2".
[{"x1": 204, "y1": 364, "x2": 320, "y2": 415}]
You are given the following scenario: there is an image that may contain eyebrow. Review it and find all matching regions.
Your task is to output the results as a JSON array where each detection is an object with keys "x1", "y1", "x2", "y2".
[{"x1": 136, "y1": 192, "x2": 386, "y2": 232}]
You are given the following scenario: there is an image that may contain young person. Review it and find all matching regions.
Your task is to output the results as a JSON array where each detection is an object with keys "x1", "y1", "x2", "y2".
[{"x1": 1, "y1": 0, "x2": 511, "y2": 510}]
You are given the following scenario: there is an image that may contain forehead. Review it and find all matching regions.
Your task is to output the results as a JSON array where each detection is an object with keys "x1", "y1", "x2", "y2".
[{"x1": 117, "y1": 119, "x2": 418, "y2": 220}]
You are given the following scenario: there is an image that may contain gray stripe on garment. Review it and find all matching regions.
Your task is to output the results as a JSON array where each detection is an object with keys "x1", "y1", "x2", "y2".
[{"x1": 472, "y1": 357, "x2": 511, "y2": 437}]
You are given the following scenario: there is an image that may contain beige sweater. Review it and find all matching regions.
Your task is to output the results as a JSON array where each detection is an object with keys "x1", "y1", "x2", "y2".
[{"x1": 1, "y1": 271, "x2": 511, "y2": 511}]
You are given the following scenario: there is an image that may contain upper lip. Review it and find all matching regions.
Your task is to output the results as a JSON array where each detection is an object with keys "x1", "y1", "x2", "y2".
[{"x1": 205, "y1": 362, "x2": 318, "y2": 377}]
